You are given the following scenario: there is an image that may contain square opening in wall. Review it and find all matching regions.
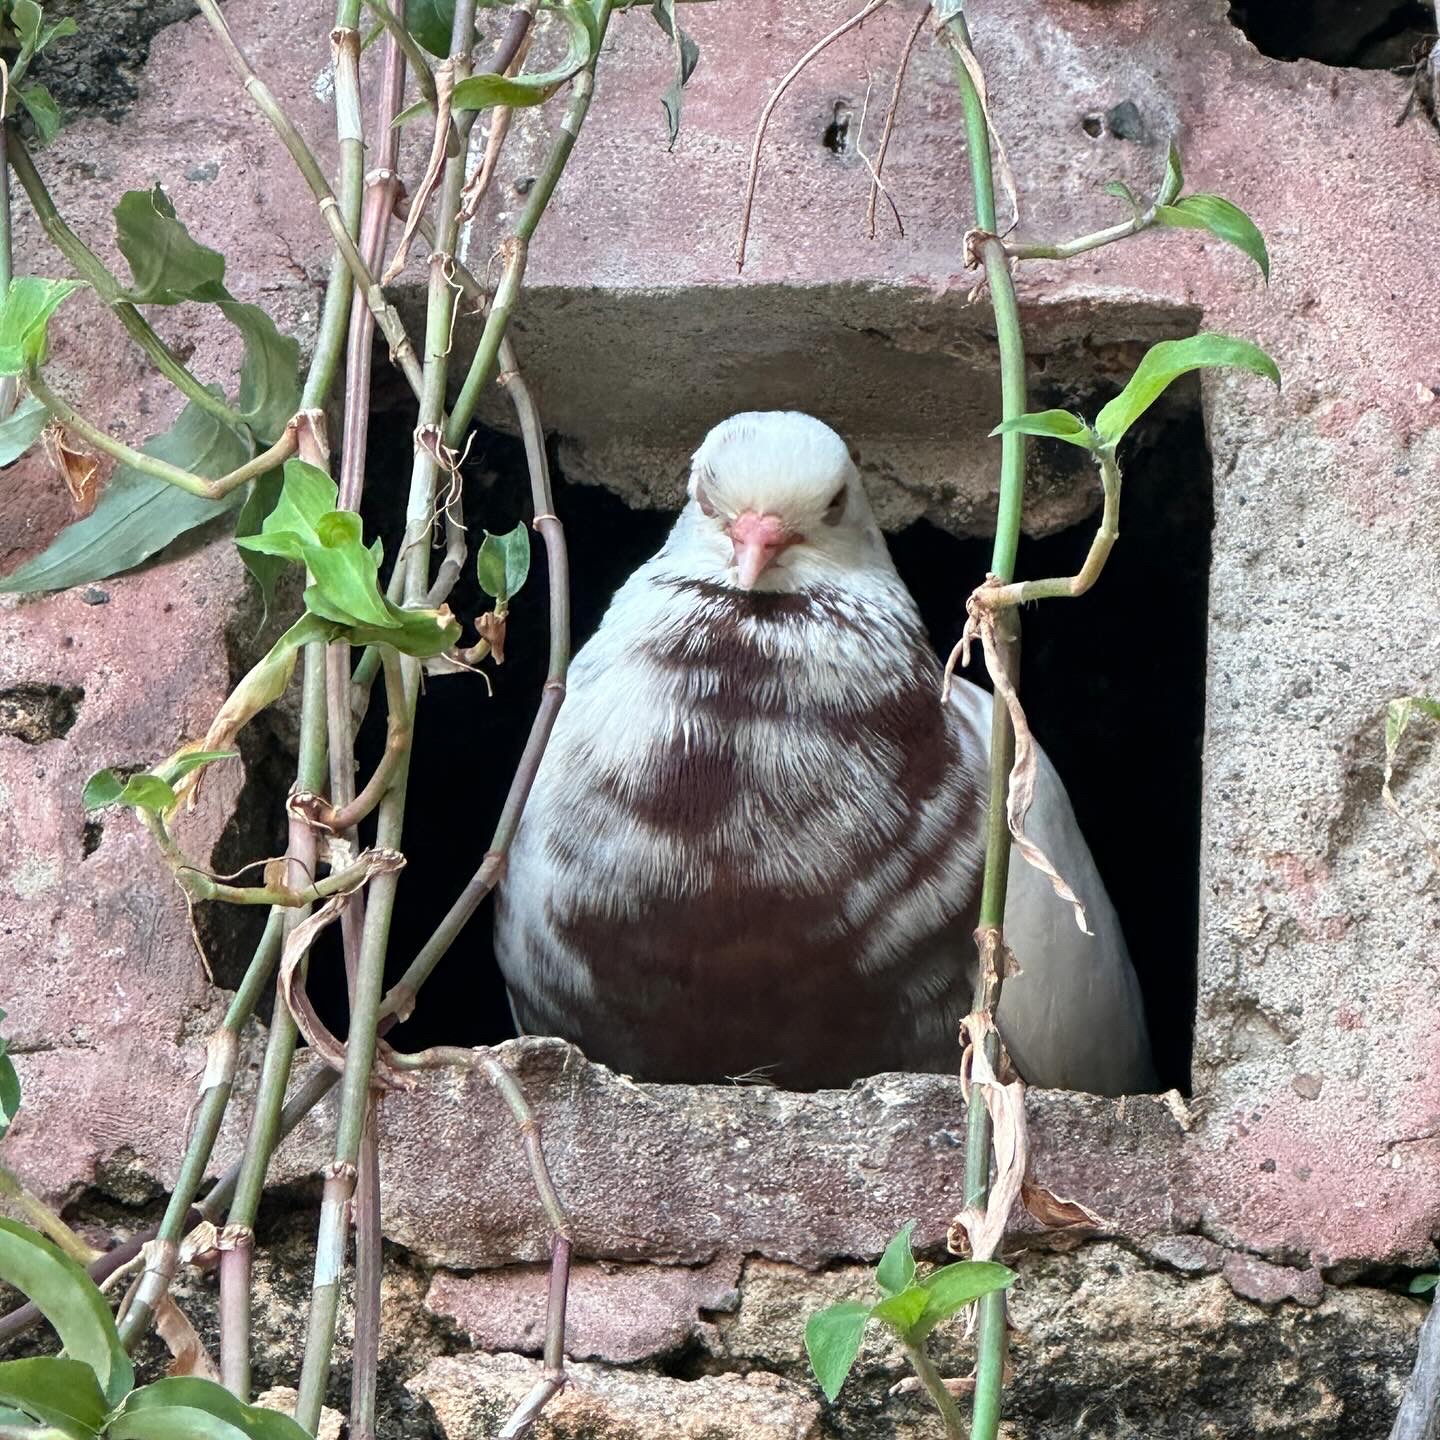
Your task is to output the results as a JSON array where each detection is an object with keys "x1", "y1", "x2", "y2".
[{"x1": 312, "y1": 352, "x2": 1212, "y2": 1100}]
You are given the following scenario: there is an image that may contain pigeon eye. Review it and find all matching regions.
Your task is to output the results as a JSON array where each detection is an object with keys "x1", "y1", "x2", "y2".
[{"x1": 822, "y1": 488, "x2": 847, "y2": 525}]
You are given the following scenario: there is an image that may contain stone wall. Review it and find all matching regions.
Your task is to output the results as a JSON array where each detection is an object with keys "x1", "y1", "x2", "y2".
[{"x1": 2, "y1": 1, "x2": 1438, "y2": 1436}]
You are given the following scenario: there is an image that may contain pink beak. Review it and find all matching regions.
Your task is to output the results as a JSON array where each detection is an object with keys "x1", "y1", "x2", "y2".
[{"x1": 727, "y1": 511, "x2": 795, "y2": 589}]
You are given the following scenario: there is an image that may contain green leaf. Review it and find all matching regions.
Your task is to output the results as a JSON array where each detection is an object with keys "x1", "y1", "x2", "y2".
[
  {"x1": 1158, "y1": 139, "x2": 1183, "y2": 206},
  {"x1": 1156, "y1": 194, "x2": 1270, "y2": 281},
  {"x1": 0, "y1": 277, "x2": 84, "y2": 375},
  {"x1": 869, "y1": 1285, "x2": 928, "y2": 1336},
  {"x1": 342, "y1": 601, "x2": 461, "y2": 658},
  {"x1": 443, "y1": 6, "x2": 596, "y2": 114},
  {"x1": 113, "y1": 188, "x2": 299, "y2": 440},
  {"x1": 303, "y1": 510, "x2": 394, "y2": 628},
  {"x1": 10, "y1": 0, "x2": 42, "y2": 47},
  {"x1": 990, "y1": 409, "x2": 1096, "y2": 449},
  {"x1": 912, "y1": 1259, "x2": 1015, "y2": 1340},
  {"x1": 234, "y1": 467, "x2": 287, "y2": 624},
  {"x1": 0, "y1": 1009, "x2": 19, "y2": 1141},
  {"x1": 39, "y1": 16, "x2": 77, "y2": 51},
  {"x1": 1094, "y1": 333, "x2": 1280, "y2": 449},
  {"x1": 1103, "y1": 178, "x2": 1139, "y2": 212},
  {"x1": 0, "y1": 396, "x2": 253, "y2": 595},
  {"x1": 235, "y1": 458, "x2": 337, "y2": 562},
  {"x1": 651, "y1": 0, "x2": 700, "y2": 149},
  {"x1": 114, "y1": 1378, "x2": 311, "y2": 1440},
  {"x1": 403, "y1": 0, "x2": 473, "y2": 58},
  {"x1": 81, "y1": 769, "x2": 177, "y2": 815},
  {"x1": 114, "y1": 186, "x2": 228, "y2": 305},
  {"x1": 1386, "y1": 696, "x2": 1440, "y2": 770},
  {"x1": 220, "y1": 299, "x2": 301, "y2": 443},
  {"x1": 18, "y1": 83, "x2": 60, "y2": 142},
  {"x1": 475, "y1": 523, "x2": 530, "y2": 607},
  {"x1": 0, "y1": 394, "x2": 49, "y2": 466},
  {"x1": 157, "y1": 749, "x2": 239, "y2": 784},
  {"x1": 0, "y1": 1357, "x2": 109, "y2": 1438},
  {"x1": 0, "y1": 1220, "x2": 133, "y2": 1405},
  {"x1": 874, "y1": 1220, "x2": 917, "y2": 1297},
  {"x1": 1410, "y1": 1273, "x2": 1438, "y2": 1296},
  {"x1": 804, "y1": 1302, "x2": 871, "y2": 1404}
]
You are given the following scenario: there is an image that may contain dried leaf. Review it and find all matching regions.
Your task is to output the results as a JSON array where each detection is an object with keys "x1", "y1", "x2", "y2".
[
  {"x1": 475, "y1": 609, "x2": 507, "y2": 665},
  {"x1": 967, "y1": 598, "x2": 1091, "y2": 933},
  {"x1": 949, "y1": 1011, "x2": 1026, "y2": 1263},
  {"x1": 277, "y1": 853, "x2": 409, "y2": 1084},
  {"x1": 42, "y1": 422, "x2": 101, "y2": 517},
  {"x1": 153, "y1": 1296, "x2": 220, "y2": 1381},
  {"x1": 1019, "y1": 1179, "x2": 1102, "y2": 1235},
  {"x1": 382, "y1": 60, "x2": 456, "y2": 285},
  {"x1": 278, "y1": 896, "x2": 358, "y2": 1076}
]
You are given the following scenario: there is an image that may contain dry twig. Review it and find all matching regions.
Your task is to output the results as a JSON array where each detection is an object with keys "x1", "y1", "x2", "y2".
[
  {"x1": 865, "y1": 3, "x2": 926, "y2": 238},
  {"x1": 735, "y1": 0, "x2": 890, "y2": 269}
]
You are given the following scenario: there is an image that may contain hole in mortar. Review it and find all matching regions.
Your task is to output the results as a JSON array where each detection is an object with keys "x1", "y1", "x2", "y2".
[
  {"x1": 822, "y1": 100, "x2": 853, "y2": 154},
  {"x1": 308, "y1": 380, "x2": 1210, "y2": 1097}
]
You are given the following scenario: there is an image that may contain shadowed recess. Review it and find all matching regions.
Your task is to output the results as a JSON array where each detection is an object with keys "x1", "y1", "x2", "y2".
[
  {"x1": 1228, "y1": 0, "x2": 1436, "y2": 68},
  {"x1": 309, "y1": 396, "x2": 1212, "y2": 1097}
]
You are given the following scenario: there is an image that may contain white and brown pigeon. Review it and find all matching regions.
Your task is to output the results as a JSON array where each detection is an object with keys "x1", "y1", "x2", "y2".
[{"x1": 494, "y1": 412, "x2": 1156, "y2": 1095}]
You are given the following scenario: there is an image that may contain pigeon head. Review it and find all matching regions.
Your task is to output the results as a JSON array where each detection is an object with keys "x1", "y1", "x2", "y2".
[{"x1": 679, "y1": 411, "x2": 885, "y2": 592}]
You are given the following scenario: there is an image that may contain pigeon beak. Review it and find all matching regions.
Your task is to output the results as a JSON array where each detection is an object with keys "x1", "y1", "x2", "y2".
[{"x1": 727, "y1": 511, "x2": 794, "y2": 589}]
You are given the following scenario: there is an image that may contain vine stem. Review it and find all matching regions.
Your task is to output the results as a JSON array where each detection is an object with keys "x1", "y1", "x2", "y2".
[
  {"x1": 114, "y1": 909, "x2": 286, "y2": 1350},
  {"x1": 938, "y1": 9, "x2": 1028, "y2": 1440},
  {"x1": 387, "y1": 1046, "x2": 574, "y2": 1438},
  {"x1": 0, "y1": 121, "x2": 16, "y2": 421},
  {"x1": 25, "y1": 370, "x2": 297, "y2": 498},
  {"x1": 379, "y1": 334, "x2": 569, "y2": 1024},
  {"x1": 904, "y1": 1343, "x2": 967, "y2": 1439},
  {"x1": 292, "y1": 0, "x2": 481, "y2": 1420},
  {"x1": 445, "y1": 0, "x2": 618, "y2": 450},
  {"x1": 1005, "y1": 207, "x2": 1156, "y2": 262},
  {"x1": 325, "y1": 18, "x2": 408, "y2": 1429},
  {"x1": 193, "y1": 0, "x2": 426, "y2": 402},
  {"x1": 201, "y1": 0, "x2": 369, "y2": 1396},
  {"x1": 6, "y1": 139, "x2": 246, "y2": 430}
]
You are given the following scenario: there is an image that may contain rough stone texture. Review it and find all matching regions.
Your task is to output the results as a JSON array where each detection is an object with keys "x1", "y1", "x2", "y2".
[
  {"x1": 702, "y1": 1246, "x2": 1425, "y2": 1439},
  {"x1": 426, "y1": 1253, "x2": 744, "y2": 1364},
  {"x1": 410, "y1": 1353, "x2": 823, "y2": 1440},
  {"x1": 317, "y1": 1040, "x2": 1185, "y2": 1270},
  {"x1": 0, "y1": 1, "x2": 1437, "y2": 1436}
]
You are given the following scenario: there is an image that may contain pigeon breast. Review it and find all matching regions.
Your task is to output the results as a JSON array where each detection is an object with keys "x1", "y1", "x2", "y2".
[{"x1": 494, "y1": 540, "x2": 990, "y2": 1088}]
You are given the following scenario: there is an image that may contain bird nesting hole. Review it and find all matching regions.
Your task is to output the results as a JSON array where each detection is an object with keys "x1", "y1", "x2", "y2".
[
  {"x1": 303, "y1": 388, "x2": 1213, "y2": 1098},
  {"x1": 1228, "y1": 0, "x2": 1436, "y2": 69}
]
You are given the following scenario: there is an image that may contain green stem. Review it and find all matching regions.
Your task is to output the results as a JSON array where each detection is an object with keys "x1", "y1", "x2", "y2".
[
  {"x1": 7, "y1": 138, "x2": 246, "y2": 430},
  {"x1": 0, "y1": 126, "x2": 15, "y2": 420},
  {"x1": 301, "y1": 19, "x2": 364, "y2": 408},
  {"x1": 27, "y1": 370, "x2": 297, "y2": 497},
  {"x1": 982, "y1": 449, "x2": 1120, "y2": 605},
  {"x1": 1007, "y1": 209, "x2": 1154, "y2": 262},
  {"x1": 941, "y1": 14, "x2": 1029, "y2": 1440},
  {"x1": 293, "y1": 0, "x2": 480, "y2": 1418},
  {"x1": 114, "y1": 908, "x2": 286, "y2": 1350},
  {"x1": 0, "y1": 1166, "x2": 97, "y2": 1263},
  {"x1": 192, "y1": 0, "x2": 424, "y2": 402},
  {"x1": 219, "y1": 639, "x2": 330, "y2": 1402},
  {"x1": 904, "y1": 1342, "x2": 967, "y2": 1440},
  {"x1": 445, "y1": 1, "x2": 615, "y2": 449}
]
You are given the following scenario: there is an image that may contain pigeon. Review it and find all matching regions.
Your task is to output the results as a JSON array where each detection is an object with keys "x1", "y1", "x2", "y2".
[{"x1": 494, "y1": 411, "x2": 1156, "y2": 1095}]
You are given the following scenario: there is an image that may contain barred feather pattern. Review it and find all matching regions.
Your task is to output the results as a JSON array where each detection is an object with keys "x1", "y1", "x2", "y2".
[{"x1": 494, "y1": 519, "x2": 991, "y2": 1089}]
